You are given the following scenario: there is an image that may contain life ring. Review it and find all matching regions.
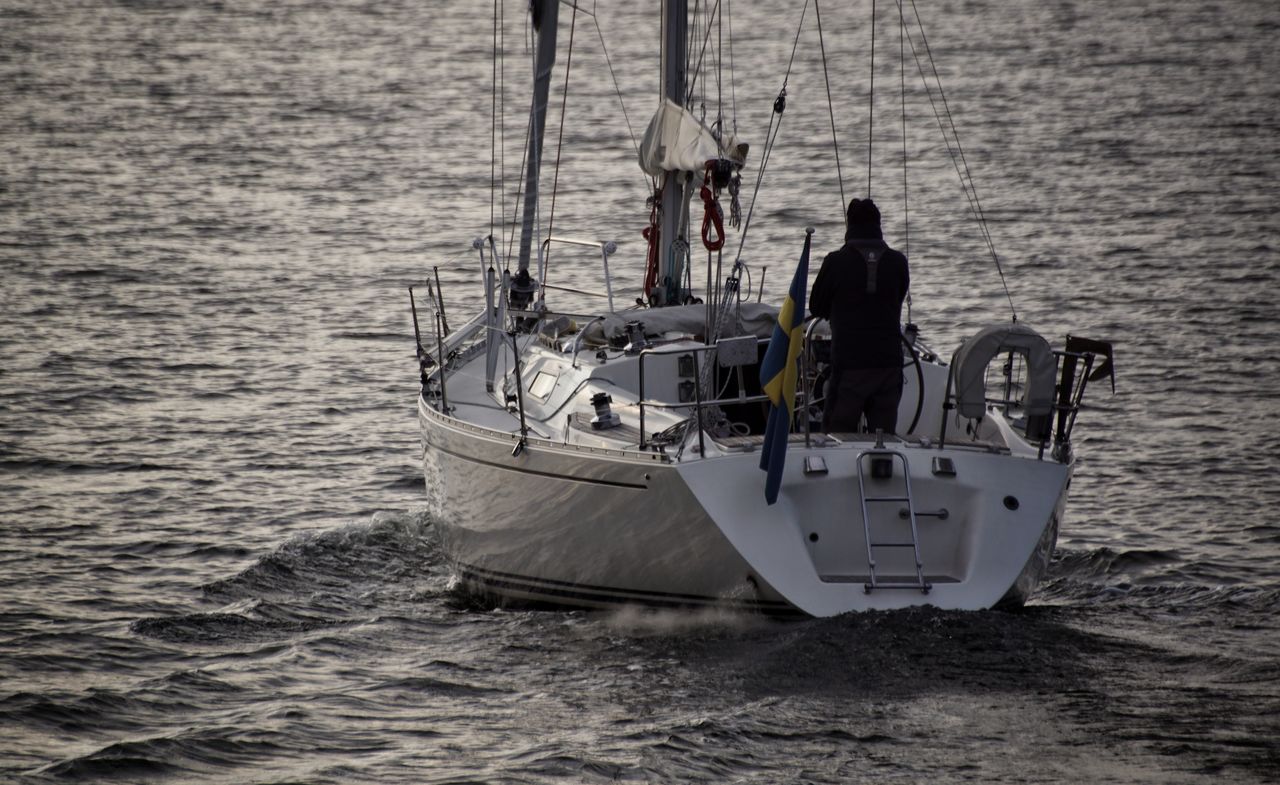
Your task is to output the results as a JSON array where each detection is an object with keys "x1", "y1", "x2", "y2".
[{"x1": 950, "y1": 324, "x2": 1057, "y2": 419}]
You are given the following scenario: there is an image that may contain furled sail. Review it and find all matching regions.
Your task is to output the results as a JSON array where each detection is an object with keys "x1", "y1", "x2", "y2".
[{"x1": 638, "y1": 99, "x2": 722, "y2": 176}]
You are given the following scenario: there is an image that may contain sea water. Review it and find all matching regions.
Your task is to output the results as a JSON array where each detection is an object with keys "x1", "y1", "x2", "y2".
[{"x1": 2, "y1": 0, "x2": 1277, "y2": 781}]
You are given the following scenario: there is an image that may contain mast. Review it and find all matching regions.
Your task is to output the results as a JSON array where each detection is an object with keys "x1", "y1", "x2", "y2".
[
  {"x1": 656, "y1": 0, "x2": 689, "y2": 306},
  {"x1": 516, "y1": 0, "x2": 560, "y2": 278}
]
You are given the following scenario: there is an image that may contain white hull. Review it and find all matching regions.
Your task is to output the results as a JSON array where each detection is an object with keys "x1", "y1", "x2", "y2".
[
  {"x1": 421, "y1": 396, "x2": 794, "y2": 613},
  {"x1": 420, "y1": 374, "x2": 1072, "y2": 616}
]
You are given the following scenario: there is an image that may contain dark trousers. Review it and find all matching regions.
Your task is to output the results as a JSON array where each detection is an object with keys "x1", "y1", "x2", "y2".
[{"x1": 823, "y1": 367, "x2": 903, "y2": 434}]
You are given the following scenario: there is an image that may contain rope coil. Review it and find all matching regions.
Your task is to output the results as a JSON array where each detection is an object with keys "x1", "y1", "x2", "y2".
[{"x1": 699, "y1": 163, "x2": 726, "y2": 252}]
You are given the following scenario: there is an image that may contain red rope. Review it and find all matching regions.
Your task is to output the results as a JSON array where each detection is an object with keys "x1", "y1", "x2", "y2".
[
  {"x1": 642, "y1": 191, "x2": 661, "y2": 299},
  {"x1": 699, "y1": 164, "x2": 725, "y2": 252}
]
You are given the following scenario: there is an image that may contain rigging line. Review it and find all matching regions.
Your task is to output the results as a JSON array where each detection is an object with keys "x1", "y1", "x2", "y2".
[
  {"x1": 814, "y1": 0, "x2": 846, "y2": 223},
  {"x1": 906, "y1": 9, "x2": 983, "y2": 229},
  {"x1": 867, "y1": 0, "x2": 876, "y2": 198},
  {"x1": 730, "y1": 111, "x2": 775, "y2": 268},
  {"x1": 727, "y1": 0, "x2": 737, "y2": 134},
  {"x1": 554, "y1": 1, "x2": 596, "y2": 17},
  {"x1": 687, "y1": 0, "x2": 701, "y2": 104},
  {"x1": 685, "y1": 0, "x2": 722, "y2": 108},
  {"x1": 499, "y1": 0, "x2": 506, "y2": 264},
  {"x1": 508, "y1": 11, "x2": 551, "y2": 267},
  {"x1": 591, "y1": 4, "x2": 643, "y2": 178},
  {"x1": 505, "y1": 121, "x2": 527, "y2": 264},
  {"x1": 544, "y1": 3, "x2": 578, "y2": 287},
  {"x1": 686, "y1": 0, "x2": 698, "y2": 106},
  {"x1": 899, "y1": 0, "x2": 908, "y2": 258},
  {"x1": 505, "y1": 46, "x2": 535, "y2": 266},
  {"x1": 732, "y1": 0, "x2": 807, "y2": 266},
  {"x1": 716, "y1": 0, "x2": 722, "y2": 132},
  {"x1": 731, "y1": 85, "x2": 785, "y2": 266},
  {"x1": 895, "y1": 6, "x2": 981, "y2": 247},
  {"x1": 701, "y1": 0, "x2": 711, "y2": 119},
  {"x1": 783, "y1": 0, "x2": 808, "y2": 90},
  {"x1": 490, "y1": 0, "x2": 495, "y2": 236},
  {"x1": 903, "y1": 1, "x2": 998, "y2": 259},
  {"x1": 531, "y1": 9, "x2": 545, "y2": 271},
  {"x1": 906, "y1": 0, "x2": 1015, "y2": 320},
  {"x1": 899, "y1": 26, "x2": 973, "y2": 222}
]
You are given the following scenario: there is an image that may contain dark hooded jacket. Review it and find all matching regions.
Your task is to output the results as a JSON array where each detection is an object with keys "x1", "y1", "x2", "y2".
[{"x1": 809, "y1": 221, "x2": 909, "y2": 370}]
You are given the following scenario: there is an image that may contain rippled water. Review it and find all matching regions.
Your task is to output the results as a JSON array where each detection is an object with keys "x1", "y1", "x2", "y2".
[{"x1": 2, "y1": 0, "x2": 1278, "y2": 782}]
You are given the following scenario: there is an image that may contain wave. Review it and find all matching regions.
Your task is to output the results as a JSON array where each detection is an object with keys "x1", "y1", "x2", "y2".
[
  {"x1": 131, "y1": 610, "x2": 345, "y2": 645},
  {"x1": 1049, "y1": 546, "x2": 1182, "y2": 582},
  {"x1": 37, "y1": 727, "x2": 291, "y2": 781},
  {"x1": 199, "y1": 511, "x2": 441, "y2": 600},
  {"x1": 130, "y1": 512, "x2": 445, "y2": 649},
  {"x1": 329, "y1": 330, "x2": 406, "y2": 342},
  {"x1": 1040, "y1": 548, "x2": 1280, "y2": 611},
  {"x1": 369, "y1": 675, "x2": 510, "y2": 697},
  {"x1": 0, "y1": 458, "x2": 178, "y2": 475}
]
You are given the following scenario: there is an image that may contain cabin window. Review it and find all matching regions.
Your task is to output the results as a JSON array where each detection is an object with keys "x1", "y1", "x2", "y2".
[{"x1": 529, "y1": 370, "x2": 558, "y2": 400}]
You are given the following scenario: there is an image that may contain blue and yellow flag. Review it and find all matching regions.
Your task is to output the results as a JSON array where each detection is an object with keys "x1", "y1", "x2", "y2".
[{"x1": 759, "y1": 230, "x2": 812, "y2": 505}]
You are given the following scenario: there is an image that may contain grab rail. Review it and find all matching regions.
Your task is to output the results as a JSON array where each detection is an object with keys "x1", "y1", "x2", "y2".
[
  {"x1": 539, "y1": 236, "x2": 618, "y2": 313},
  {"x1": 636, "y1": 340, "x2": 778, "y2": 457}
]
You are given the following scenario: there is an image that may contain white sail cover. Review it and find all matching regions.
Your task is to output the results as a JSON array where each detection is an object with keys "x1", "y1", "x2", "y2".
[
  {"x1": 580, "y1": 303, "x2": 780, "y2": 345},
  {"x1": 951, "y1": 323, "x2": 1058, "y2": 419},
  {"x1": 638, "y1": 99, "x2": 721, "y2": 176}
]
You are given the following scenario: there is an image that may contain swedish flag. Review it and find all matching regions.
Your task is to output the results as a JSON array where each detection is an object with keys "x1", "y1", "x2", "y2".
[{"x1": 759, "y1": 229, "x2": 813, "y2": 505}]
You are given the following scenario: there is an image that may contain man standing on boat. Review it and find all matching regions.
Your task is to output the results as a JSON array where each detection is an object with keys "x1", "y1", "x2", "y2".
[{"x1": 809, "y1": 198, "x2": 910, "y2": 434}]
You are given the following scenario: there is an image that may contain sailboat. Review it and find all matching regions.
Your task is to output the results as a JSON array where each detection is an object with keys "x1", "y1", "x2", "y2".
[{"x1": 411, "y1": 1, "x2": 1114, "y2": 616}]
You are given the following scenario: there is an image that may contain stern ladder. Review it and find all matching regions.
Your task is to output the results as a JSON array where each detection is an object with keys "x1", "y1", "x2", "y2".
[{"x1": 857, "y1": 444, "x2": 931, "y2": 594}]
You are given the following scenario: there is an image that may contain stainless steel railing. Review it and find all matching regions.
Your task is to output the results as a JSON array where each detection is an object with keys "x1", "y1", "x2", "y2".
[
  {"x1": 637, "y1": 339, "x2": 796, "y2": 458},
  {"x1": 538, "y1": 236, "x2": 619, "y2": 313}
]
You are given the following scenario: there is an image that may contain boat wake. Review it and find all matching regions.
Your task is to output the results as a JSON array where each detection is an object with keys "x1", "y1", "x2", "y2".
[
  {"x1": 601, "y1": 604, "x2": 770, "y2": 636},
  {"x1": 104, "y1": 524, "x2": 1280, "y2": 785},
  {"x1": 132, "y1": 511, "x2": 448, "y2": 647}
]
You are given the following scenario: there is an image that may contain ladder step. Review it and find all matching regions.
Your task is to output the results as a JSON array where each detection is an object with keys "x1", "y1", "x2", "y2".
[
  {"x1": 857, "y1": 448, "x2": 930, "y2": 596},
  {"x1": 865, "y1": 582, "x2": 932, "y2": 593}
]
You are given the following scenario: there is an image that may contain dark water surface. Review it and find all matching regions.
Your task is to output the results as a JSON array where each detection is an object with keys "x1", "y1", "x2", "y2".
[{"x1": 2, "y1": 0, "x2": 1278, "y2": 782}]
